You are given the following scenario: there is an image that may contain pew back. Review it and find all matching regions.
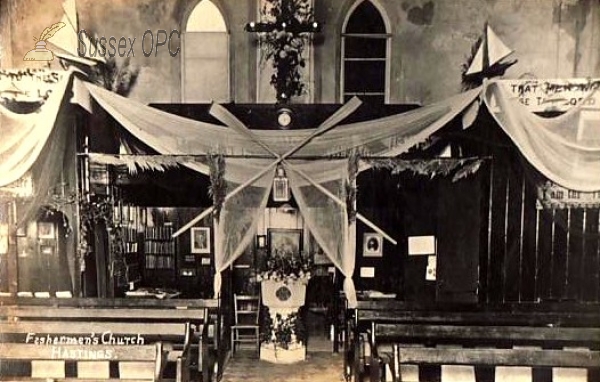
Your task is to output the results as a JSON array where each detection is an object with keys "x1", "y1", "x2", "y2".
[{"x1": 0, "y1": 342, "x2": 164, "y2": 381}]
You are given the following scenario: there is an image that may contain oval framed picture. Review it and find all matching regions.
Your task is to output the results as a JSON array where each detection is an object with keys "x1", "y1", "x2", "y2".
[{"x1": 363, "y1": 233, "x2": 383, "y2": 257}]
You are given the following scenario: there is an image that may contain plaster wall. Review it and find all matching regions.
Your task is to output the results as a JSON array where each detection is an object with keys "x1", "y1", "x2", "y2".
[{"x1": 1, "y1": 0, "x2": 598, "y2": 105}]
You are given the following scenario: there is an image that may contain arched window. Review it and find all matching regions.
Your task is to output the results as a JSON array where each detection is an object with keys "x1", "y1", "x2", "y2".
[
  {"x1": 341, "y1": 1, "x2": 390, "y2": 104},
  {"x1": 182, "y1": 0, "x2": 229, "y2": 102}
]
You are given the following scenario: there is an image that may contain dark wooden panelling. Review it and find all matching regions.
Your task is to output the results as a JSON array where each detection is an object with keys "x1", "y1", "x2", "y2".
[
  {"x1": 552, "y1": 209, "x2": 568, "y2": 300},
  {"x1": 566, "y1": 209, "x2": 584, "y2": 300},
  {"x1": 520, "y1": 178, "x2": 538, "y2": 302},
  {"x1": 536, "y1": 209, "x2": 554, "y2": 301},
  {"x1": 504, "y1": 164, "x2": 523, "y2": 302},
  {"x1": 436, "y1": 175, "x2": 481, "y2": 304},
  {"x1": 478, "y1": 162, "x2": 492, "y2": 303},
  {"x1": 582, "y1": 209, "x2": 600, "y2": 301},
  {"x1": 489, "y1": 159, "x2": 508, "y2": 302}
]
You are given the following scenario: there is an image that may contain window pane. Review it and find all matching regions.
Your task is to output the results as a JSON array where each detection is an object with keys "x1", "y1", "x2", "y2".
[
  {"x1": 345, "y1": 37, "x2": 386, "y2": 58},
  {"x1": 345, "y1": 1, "x2": 386, "y2": 34},
  {"x1": 344, "y1": 61, "x2": 386, "y2": 93}
]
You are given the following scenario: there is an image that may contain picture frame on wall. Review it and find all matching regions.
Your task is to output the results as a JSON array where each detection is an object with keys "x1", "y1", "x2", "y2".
[
  {"x1": 257, "y1": 235, "x2": 267, "y2": 249},
  {"x1": 272, "y1": 177, "x2": 290, "y2": 202},
  {"x1": 268, "y1": 228, "x2": 302, "y2": 257},
  {"x1": 37, "y1": 222, "x2": 55, "y2": 239},
  {"x1": 363, "y1": 233, "x2": 383, "y2": 257},
  {"x1": 191, "y1": 227, "x2": 210, "y2": 254}
]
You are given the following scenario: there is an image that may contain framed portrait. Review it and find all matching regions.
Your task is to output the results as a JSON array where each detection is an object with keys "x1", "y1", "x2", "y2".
[
  {"x1": 191, "y1": 227, "x2": 210, "y2": 254},
  {"x1": 273, "y1": 177, "x2": 290, "y2": 202},
  {"x1": 38, "y1": 222, "x2": 55, "y2": 239},
  {"x1": 268, "y1": 228, "x2": 302, "y2": 257},
  {"x1": 363, "y1": 233, "x2": 383, "y2": 257}
]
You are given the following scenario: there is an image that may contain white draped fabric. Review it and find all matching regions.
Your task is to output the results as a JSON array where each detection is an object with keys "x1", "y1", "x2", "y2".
[
  {"x1": 484, "y1": 81, "x2": 600, "y2": 191},
  {"x1": 213, "y1": 161, "x2": 274, "y2": 298},
  {"x1": 73, "y1": 79, "x2": 481, "y2": 303},
  {"x1": 0, "y1": 72, "x2": 73, "y2": 187}
]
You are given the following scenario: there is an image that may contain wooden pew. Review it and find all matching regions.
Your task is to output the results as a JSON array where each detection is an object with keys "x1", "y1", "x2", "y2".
[
  {"x1": 0, "y1": 298, "x2": 220, "y2": 382},
  {"x1": 368, "y1": 322, "x2": 600, "y2": 382},
  {"x1": 0, "y1": 342, "x2": 165, "y2": 381},
  {"x1": 347, "y1": 301, "x2": 600, "y2": 382},
  {"x1": 0, "y1": 321, "x2": 192, "y2": 382}
]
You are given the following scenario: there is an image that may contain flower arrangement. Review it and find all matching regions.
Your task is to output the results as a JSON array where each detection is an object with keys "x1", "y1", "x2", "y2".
[
  {"x1": 256, "y1": 248, "x2": 314, "y2": 283},
  {"x1": 260, "y1": 311, "x2": 307, "y2": 350},
  {"x1": 256, "y1": 0, "x2": 318, "y2": 103}
]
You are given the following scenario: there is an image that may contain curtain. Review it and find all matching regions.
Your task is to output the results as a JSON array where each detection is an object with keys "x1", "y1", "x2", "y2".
[
  {"x1": 213, "y1": 158, "x2": 274, "y2": 297},
  {"x1": 286, "y1": 160, "x2": 357, "y2": 307},
  {"x1": 484, "y1": 80, "x2": 600, "y2": 191}
]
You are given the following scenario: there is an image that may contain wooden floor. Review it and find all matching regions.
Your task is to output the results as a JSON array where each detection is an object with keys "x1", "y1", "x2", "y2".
[{"x1": 220, "y1": 336, "x2": 346, "y2": 382}]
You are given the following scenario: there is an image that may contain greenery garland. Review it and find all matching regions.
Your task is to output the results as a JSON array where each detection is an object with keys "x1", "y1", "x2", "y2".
[
  {"x1": 365, "y1": 158, "x2": 483, "y2": 182},
  {"x1": 345, "y1": 150, "x2": 360, "y2": 224},
  {"x1": 207, "y1": 152, "x2": 227, "y2": 217}
]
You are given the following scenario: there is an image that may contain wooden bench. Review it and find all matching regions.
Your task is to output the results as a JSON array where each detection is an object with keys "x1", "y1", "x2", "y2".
[
  {"x1": 0, "y1": 320, "x2": 192, "y2": 382},
  {"x1": 0, "y1": 298, "x2": 220, "y2": 382},
  {"x1": 347, "y1": 301, "x2": 600, "y2": 382},
  {"x1": 368, "y1": 322, "x2": 600, "y2": 382},
  {"x1": 0, "y1": 342, "x2": 165, "y2": 381}
]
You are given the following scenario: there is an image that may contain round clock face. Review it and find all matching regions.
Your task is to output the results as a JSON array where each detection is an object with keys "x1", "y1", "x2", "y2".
[
  {"x1": 277, "y1": 111, "x2": 292, "y2": 128},
  {"x1": 275, "y1": 285, "x2": 292, "y2": 301}
]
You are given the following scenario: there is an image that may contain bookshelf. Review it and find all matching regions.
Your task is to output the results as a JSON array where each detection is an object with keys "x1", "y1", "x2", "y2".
[
  {"x1": 122, "y1": 227, "x2": 141, "y2": 285},
  {"x1": 143, "y1": 224, "x2": 176, "y2": 286}
]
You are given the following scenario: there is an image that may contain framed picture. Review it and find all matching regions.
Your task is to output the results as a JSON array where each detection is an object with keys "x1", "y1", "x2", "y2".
[
  {"x1": 191, "y1": 227, "x2": 210, "y2": 254},
  {"x1": 256, "y1": 235, "x2": 267, "y2": 249},
  {"x1": 268, "y1": 228, "x2": 302, "y2": 257},
  {"x1": 38, "y1": 222, "x2": 55, "y2": 239},
  {"x1": 363, "y1": 233, "x2": 383, "y2": 257},
  {"x1": 273, "y1": 177, "x2": 290, "y2": 202}
]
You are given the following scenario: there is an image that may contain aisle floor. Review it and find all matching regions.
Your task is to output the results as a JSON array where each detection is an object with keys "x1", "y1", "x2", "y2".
[{"x1": 219, "y1": 336, "x2": 346, "y2": 382}]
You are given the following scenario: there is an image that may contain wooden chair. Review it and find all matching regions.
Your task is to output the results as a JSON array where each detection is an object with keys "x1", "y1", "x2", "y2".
[{"x1": 230, "y1": 294, "x2": 260, "y2": 356}]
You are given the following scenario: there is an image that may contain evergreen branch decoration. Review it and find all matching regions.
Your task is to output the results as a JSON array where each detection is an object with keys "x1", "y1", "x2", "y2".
[
  {"x1": 345, "y1": 150, "x2": 360, "y2": 223},
  {"x1": 208, "y1": 152, "x2": 227, "y2": 217},
  {"x1": 366, "y1": 158, "x2": 483, "y2": 181}
]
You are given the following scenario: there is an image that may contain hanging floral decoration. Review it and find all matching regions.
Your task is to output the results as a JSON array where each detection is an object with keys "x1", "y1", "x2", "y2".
[
  {"x1": 246, "y1": 0, "x2": 320, "y2": 103},
  {"x1": 256, "y1": 248, "x2": 314, "y2": 283}
]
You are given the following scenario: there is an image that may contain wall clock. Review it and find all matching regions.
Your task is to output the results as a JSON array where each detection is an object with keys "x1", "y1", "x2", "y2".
[{"x1": 277, "y1": 108, "x2": 293, "y2": 129}]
